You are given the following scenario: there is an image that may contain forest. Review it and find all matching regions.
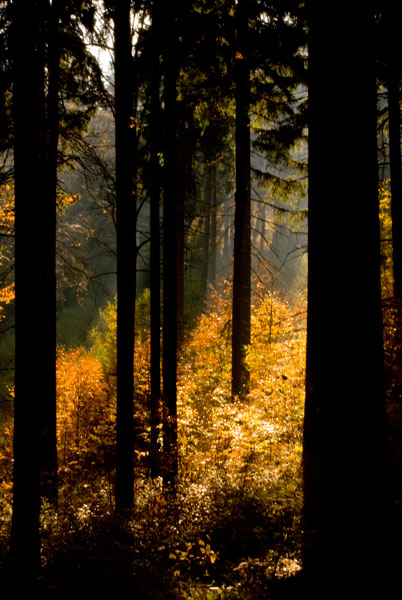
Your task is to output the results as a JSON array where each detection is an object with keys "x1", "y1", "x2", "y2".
[{"x1": 0, "y1": 0, "x2": 401, "y2": 598}]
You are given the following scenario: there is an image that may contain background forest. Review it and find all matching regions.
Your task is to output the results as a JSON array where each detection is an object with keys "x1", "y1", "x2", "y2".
[{"x1": 0, "y1": 1, "x2": 401, "y2": 599}]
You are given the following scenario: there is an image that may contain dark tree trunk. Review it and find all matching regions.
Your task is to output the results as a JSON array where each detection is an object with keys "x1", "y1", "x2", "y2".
[
  {"x1": 204, "y1": 19, "x2": 219, "y2": 290},
  {"x1": 208, "y1": 159, "x2": 217, "y2": 287},
  {"x1": 176, "y1": 119, "x2": 185, "y2": 348},
  {"x1": 201, "y1": 170, "x2": 211, "y2": 303},
  {"x1": 150, "y1": 0, "x2": 162, "y2": 479},
  {"x1": 258, "y1": 202, "x2": 266, "y2": 257},
  {"x1": 389, "y1": 78, "x2": 402, "y2": 298},
  {"x1": 222, "y1": 210, "x2": 231, "y2": 268},
  {"x1": 11, "y1": 0, "x2": 44, "y2": 570},
  {"x1": 162, "y1": 0, "x2": 178, "y2": 487},
  {"x1": 304, "y1": 2, "x2": 388, "y2": 594},
  {"x1": 386, "y1": 5, "x2": 402, "y2": 299},
  {"x1": 114, "y1": 0, "x2": 136, "y2": 513},
  {"x1": 202, "y1": 158, "x2": 217, "y2": 303},
  {"x1": 231, "y1": 0, "x2": 251, "y2": 399},
  {"x1": 39, "y1": 0, "x2": 59, "y2": 505}
]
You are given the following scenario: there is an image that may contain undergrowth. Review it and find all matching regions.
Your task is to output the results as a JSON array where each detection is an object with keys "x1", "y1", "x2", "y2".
[{"x1": 0, "y1": 281, "x2": 306, "y2": 598}]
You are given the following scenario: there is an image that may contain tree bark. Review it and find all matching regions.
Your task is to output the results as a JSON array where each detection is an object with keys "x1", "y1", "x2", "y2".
[
  {"x1": 202, "y1": 157, "x2": 217, "y2": 303},
  {"x1": 162, "y1": 0, "x2": 178, "y2": 488},
  {"x1": 303, "y1": 2, "x2": 388, "y2": 594},
  {"x1": 114, "y1": 0, "x2": 136, "y2": 513},
  {"x1": 39, "y1": 0, "x2": 59, "y2": 505},
  {"x1": 11, "y1": 0, "x2": 44, "y2": 570},
  {"x1": 209, "y1": 160, "x2": 217, "y2": 287},
  {"x1": 386, "y1": 4, "x2": 402, "y2": 299},
  {"x1": 232, "y1": 0, "x2": 251, "y2": 399},
  {"x1": 150, "y1": 0, "x2": 162, "y2": 479},
  {"x1": 176, "y1": 118, "x2": 185, "y2": 348},
  {"x1": 201, "y1": 169, "x2": 211, "y2": 303}
]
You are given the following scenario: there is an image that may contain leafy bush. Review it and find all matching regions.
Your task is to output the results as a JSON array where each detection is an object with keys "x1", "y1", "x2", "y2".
[
  {"x1": 178, "y1": 281, "x2": 305, "y2": 494},
  {"x1": 57, "y1": 347, "x2": 114, "y2": 466},
  {"x1": 0, "y1": 279, "x2": 306, "y2": 597}
]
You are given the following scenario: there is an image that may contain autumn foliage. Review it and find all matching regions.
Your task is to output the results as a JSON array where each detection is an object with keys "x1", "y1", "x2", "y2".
[
  {"x1": 1, "y1": 282, "x2": 306, "y2": 493},
  {"x1": 56, "y1": 348, "x2": 114, "y2": 467},
  {"x1": 0, "y1": 185, "x2": 14, "y2": 323},
  {"x1": 178, "y1": 282, "x2": 305, "y2": 501},
  {"x1": 0, "y1": 278, "x2": 306, "y2": 589}
]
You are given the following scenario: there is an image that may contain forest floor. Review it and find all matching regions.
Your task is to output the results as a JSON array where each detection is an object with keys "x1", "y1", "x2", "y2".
[
  {"x1": 2, "y1": 461, "x2": 402, "y2": 600},
  {"x1": 0, "y1": 464, "x2": 304, "y2": 600}
]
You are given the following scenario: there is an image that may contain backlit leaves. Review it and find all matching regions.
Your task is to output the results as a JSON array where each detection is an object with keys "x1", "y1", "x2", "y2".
[
  {"x1": 56, "y1": 348, "x2": 114, "y2": 466},
  {"x1": 0, "y1": 184, "x2": 14, "y2": 322},
  {"x1": 178, "y1": 280, "x2": 306, "y2": 491}
]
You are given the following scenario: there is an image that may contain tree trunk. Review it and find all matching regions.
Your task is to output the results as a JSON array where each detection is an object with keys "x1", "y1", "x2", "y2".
[
  {"x1": 202, "y1": 157, "x2": 217, "y2": 303},
  {"x1": 176, "y1": 119, "x2": 185, "y2": 348},
  {"x1": 39, "y1": 0, "x2": 59, "y2": 505},
  {"x1": 386, "y1": 5, "x2": 402, "y2": 299},
  {"x1": 231, "y1": 0, "x2": 251, "y2": 399},
  {"x1": 209, "y1": 160, "x2": 217, "y2": 287},
  {"x1": 162, "y1": 0, "x2": 178, "y2": 488},
  {"x1": 150, "y1": 0, "x2": 162, "y2": 479},
  {"x1": 303, "y1": 2, "x2": 388, "y2": 594},
  {"x1": 114, "y1": 0, "x2": 136, "y2": 513},
  {"x1": 222, "y1": 209, "x2": 231, "y2": 268},
  {"x1": 11, "y1": 0, "x2": 44, "y2": 570},
  {"x1": 201, "y1": 169, "x2": 211, "y2": 303}
]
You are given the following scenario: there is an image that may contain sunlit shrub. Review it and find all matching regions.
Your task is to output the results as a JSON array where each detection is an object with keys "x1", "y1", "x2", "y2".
[
  {"x1": 88, "y1": 300, "x2": 117, "y2": 386},
  {"x1": 379, "y1": 179, "x2": 393, "y2": 301},
  {"x1": 0, "y1": 184, "x2": 15, "y2": 330},
  {"x1": 178, "y1": 280, "x2": 306, "y2": 497},
  {"x1": 0, "y1": 275, "x2": 307, "y2": 595},
  {"x1": 89, "y1": 289, "x2": 151, "y2": 398},
  {"x1": 88, "y1": 289, "x2": 152, "y2": 470},
  {"x1": 56, "y1": 347, "x2": 114, "y2": 467}
]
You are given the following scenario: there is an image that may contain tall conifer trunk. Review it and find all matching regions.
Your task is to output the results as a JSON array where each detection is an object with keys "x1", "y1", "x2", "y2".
[
  {"x1": 114, "y1": 0, "x2": 136, "y2": 513},
  {"x1": 386, "y1": 4, "x2": 402, "y2": 299},
  {"x1": 11, "y1": 0, "x2": 43, "y2": 569},
  {"x1": 162, "y1": 0, "x2": 178, "y2": 487},
  {"x1": 202, "y1": 156, "x2": 217, "y2": 303},
  {"x1": 209, "y1": 160, "x2": 217, "y2": 287},
  {"x1": 176, "y1": 119, "x2": 185, "y2": 348},
  {"x1": 39, "y1": 0, "x2": 59, "y2": 505},
  {"x1": 150, "y1": 0, "x2": 162, "y2": 479},
  {"x1": 304, "y1": 2, "x2": 388, "y2": 594},
  {"x1": 232, "y1": 0, "x2": 251, "y2": 399},
  {"x1": 201, "y1": 169, "x2": 211, "y2": 303}
]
